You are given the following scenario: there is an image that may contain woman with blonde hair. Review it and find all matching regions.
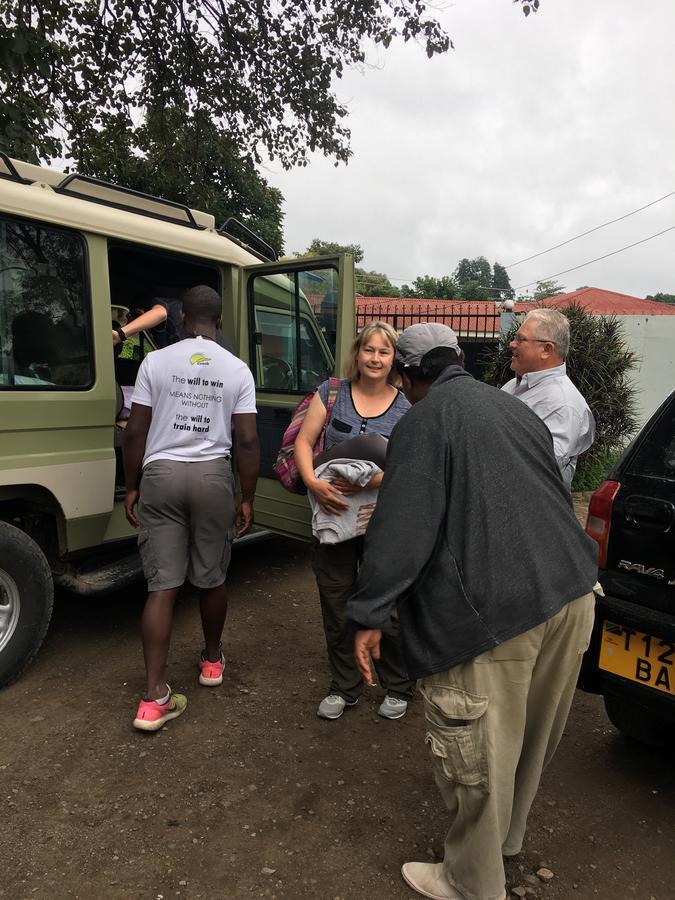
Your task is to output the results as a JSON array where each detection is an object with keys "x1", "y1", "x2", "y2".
[{"x1": 295, "y1": 321, "x2": 414, "y2": 721}]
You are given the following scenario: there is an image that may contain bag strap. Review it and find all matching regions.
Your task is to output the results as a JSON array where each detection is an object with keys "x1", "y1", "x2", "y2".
[
  {"x1": 324, "y1": 376, "x2": 340, "y2": 420},
  {"x1": 317, "y1": 377, "x2": 341, "y2": 450}
]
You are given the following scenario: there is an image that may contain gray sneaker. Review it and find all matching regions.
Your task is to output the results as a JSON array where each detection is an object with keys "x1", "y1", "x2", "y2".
[
  {"x1": 317, "y1": 694, "x2": 358, "y2": 720},
  {"x1": 378, "y1": 696, "x2": 408, "y2": 720}
]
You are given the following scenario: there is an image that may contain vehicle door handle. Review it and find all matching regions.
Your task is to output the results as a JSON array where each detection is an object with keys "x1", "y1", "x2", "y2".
[{"x1": 624, "y1": 495, "x2": 675, "y2": 531}]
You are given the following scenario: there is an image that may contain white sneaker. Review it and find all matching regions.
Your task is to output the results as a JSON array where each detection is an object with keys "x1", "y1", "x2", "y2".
[
  {"x1": 401, "y1": 862, "x2": 462, "y2": 900},
  {"x1": 402, "y1": 862, "x2": 506, "y2": 900},
  {"x1": 378, "y1": 695, "x2": 408, "y2": 719},
  {"x1": 317, "y1": 694, "x2": 358, "y2": 720}
]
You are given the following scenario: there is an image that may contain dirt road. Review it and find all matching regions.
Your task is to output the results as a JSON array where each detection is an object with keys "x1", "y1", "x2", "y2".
[{"x1": 1, "y1": 534, "x2": 673, "y2": 900}]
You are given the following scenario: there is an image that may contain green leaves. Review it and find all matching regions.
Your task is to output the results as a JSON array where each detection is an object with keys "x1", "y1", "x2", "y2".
[
  {"x1": 354, "y1": 268, "x2": 401, "y2": 297},
  {"x1": 491, "y1": 263, "x2": 515, "y2": 300},
  {"x1": 0, "y1": 2, "x2": 526, "y2": 254},
  {"x1": 533, "y1": 279, "x2": 565, "y2": 301},
  {"x1": 518, "y1": 0, "x2": 540, "y2": 17},
  {"x1": 0, "y1": 1, "x2": 452, "y2": 168},
  {"x1": 304, "y1": 239, "x2": 365, "y2": 263},
  {"x1": 400, "y1": 259, "x2": 513, "y2": 301},
  {"x1": 403, "y1": 274, "x2": 458, "y2": 300}
]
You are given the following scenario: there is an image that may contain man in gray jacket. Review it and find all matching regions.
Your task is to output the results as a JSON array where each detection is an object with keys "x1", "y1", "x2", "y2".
[{"x1": 348, "y1": 323, "x2": 598, "y2": 900}]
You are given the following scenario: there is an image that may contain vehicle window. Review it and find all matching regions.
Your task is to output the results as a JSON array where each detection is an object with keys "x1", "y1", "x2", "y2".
[
  {"x1": 627, "y1": 400, "x2": 675, "y2": 480},
  {"x1": 299, "y1": 269, "x2": 338, "y2": 361},
  {"x1": 299, "y1": 319, "x2": 332, "y2": 388},
  {"x1": 250, "y1": 266, "x2": 336, "y2": 393},
  {"x1": 0, "y1": 216, "x2": 92, "y2": 389}
]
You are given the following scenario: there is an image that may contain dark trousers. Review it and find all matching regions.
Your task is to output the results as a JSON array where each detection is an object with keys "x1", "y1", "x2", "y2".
[{"x1": 311, "y1": 537, "x2": 415, "y2": 704}]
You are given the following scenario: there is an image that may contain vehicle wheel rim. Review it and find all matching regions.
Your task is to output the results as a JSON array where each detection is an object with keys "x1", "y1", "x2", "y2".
[{"x1": 0, "y1": 569, "x2": 20, "y2": 654}]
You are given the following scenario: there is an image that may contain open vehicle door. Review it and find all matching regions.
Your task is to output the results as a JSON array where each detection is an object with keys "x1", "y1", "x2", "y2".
[{"x1": 238, "y1": 254, "x2": 355, "y2": 539}]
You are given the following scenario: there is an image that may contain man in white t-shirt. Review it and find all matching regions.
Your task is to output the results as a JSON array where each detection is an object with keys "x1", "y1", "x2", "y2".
[{"x1": 123, "y1": 285, "x2": 260, "y2": 731}]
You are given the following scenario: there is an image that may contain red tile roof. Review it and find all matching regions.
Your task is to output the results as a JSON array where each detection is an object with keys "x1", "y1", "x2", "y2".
[
  {"x1": 353, "y1": 289, "x2": 675, "y2": 326},
  {"x1": 535, "y1": 287, "x2": 675, "y2": 316}
]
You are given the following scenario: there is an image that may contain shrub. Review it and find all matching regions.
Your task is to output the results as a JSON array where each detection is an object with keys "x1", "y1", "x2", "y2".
[
  {"x1": 482, "y1": 303, "x2": 639, "y2": 491},
  {"x1": 570, "y1": 448, "x2": 623, "y2": 492}
]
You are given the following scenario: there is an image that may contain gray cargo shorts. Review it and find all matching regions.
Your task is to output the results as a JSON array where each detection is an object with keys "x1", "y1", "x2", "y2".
[{"x1": 137, "y1": 457, "x2": 236, "y2": 591}]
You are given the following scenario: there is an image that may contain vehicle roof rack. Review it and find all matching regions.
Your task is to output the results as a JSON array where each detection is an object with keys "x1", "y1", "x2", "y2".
[
  {"x1": 56, "y1": 174, "x2": 203, "y2": 229},
  {"x1": 0, "y1": 152, "x2": 29, "y2": 183},
  {"x1": 218, "y1": 217, "x2": 277, "y2": 261}
]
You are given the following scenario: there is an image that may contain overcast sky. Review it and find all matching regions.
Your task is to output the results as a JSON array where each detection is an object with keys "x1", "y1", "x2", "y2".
[{"x1": 263, "y1": 0, "x2": 675, "y2": 299}]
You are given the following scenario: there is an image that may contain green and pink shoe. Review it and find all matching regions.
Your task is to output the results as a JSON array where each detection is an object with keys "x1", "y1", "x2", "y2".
[{"x1": 133, "y1": 687, "x2": 187, "y2": 732}]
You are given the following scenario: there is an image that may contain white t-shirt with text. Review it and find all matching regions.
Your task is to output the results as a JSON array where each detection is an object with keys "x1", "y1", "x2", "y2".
[{"x1": 132, "y1": 337, "x2": 257, "y2": 467}]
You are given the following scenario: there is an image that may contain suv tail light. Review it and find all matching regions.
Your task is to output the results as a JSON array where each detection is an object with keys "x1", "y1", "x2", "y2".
[{"x1": 585, "y1": 480, "x2": 620, "y2": 568}]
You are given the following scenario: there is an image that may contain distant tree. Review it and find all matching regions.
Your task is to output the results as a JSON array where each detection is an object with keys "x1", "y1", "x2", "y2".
[
  {"x1": 403, "y1": 274, "x2": 458, "y2": 300},
  {"x1": 482, "y1": 303, "x2": 638, "y2": 490},
  {"x1": 455, "y1": 256, "x2": 491, "y2": 287},
  {"x1": 355, "y1": 270, "x2": 400, "y2": 297},
  {"x1": 302, "y1": 240, "x2": 365, "y2": 264},
  {"x1": 491, "y1": 262, "x2": 514, "y2": 300},
  {"x1": 533, "y1": 279, "x2": 566, "y2": 301},
  {"x1": 406, "y1": 259, "x2": 514, "y2": 301},
  {"x1": 298, "y1": 241, "x2": 398, "y2": 295},
  {"x1": 454, "y1": 256, "x2": 493, "y2": 300},
  {"x1": 646, "y1": 292, "x2": 675, "y2": 305}
]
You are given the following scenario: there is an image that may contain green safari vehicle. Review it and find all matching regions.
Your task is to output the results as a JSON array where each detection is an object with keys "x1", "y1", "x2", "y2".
[{"x1": 0, "y1": 153, "x2": 355, "y2": 687}]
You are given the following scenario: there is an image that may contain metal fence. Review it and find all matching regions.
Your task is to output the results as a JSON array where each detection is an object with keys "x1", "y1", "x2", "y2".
[{"x1": 355, "y1": 302, "x2": 501, "y2": 341}]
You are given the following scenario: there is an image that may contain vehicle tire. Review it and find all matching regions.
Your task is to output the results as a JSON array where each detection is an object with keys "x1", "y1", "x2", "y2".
[
  {"x1": 603, "y1": 693, "x2": 675, "y2": 750},
  {"x1": 0, "y1": 521, "x2": 54, "y2": 688}
]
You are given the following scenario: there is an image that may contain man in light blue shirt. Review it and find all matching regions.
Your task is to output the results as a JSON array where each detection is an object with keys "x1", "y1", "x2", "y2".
[{"x1": 502, "y1": 308, "x2": 595, "y2": 488}]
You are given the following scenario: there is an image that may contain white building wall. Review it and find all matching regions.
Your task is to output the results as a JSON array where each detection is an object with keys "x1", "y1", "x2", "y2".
[{"x1": 619, "y1": 316, "x2": 675, "y2": 426}]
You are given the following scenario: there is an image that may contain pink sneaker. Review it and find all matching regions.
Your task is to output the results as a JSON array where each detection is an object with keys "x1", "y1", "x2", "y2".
[
  {"x1": 199, "y1": 652, "x2": 225, "y2": 686},
  {"x1": 133, "y1": 689, "x2": 187, "y2": 732}
]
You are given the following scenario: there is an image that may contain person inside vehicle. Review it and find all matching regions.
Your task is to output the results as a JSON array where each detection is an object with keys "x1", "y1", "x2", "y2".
[
  {"x1": 113, "y1": 291, "x2": 235, "y2": 355},
  {"x1": 112, "y1": 297, "x2": 168, "y2": 349},
  {"x1": 294, "y1": 320, "x2": 415, "y2": 722},
  {"x1": 112, "y1": 297, "x2": 169, "y2": 423}
]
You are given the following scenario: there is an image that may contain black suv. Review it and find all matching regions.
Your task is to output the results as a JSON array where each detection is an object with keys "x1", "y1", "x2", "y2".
[{"x1": 580, "y1": 390, "x2": 675, "y2": 748}]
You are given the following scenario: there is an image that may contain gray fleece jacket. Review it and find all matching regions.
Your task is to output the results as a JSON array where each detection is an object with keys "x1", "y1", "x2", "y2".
[{"x1": 347, "y1": 367, "x2": 598, "y2": 680}]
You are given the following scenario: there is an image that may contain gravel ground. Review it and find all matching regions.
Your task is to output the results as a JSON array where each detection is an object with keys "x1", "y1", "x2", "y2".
[{"x1": 1, "y1": 498, "x2": 673, "y2": 900}]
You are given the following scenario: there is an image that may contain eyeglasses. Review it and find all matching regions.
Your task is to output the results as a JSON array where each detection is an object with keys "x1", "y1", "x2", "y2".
[{"x1": 512, "y1": 334, "x2": 556, "y2": 346}]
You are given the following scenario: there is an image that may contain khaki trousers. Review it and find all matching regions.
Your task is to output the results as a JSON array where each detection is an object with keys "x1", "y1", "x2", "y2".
[{"x1": 420, "y1": 593, "x2": 594, "y2": 900}]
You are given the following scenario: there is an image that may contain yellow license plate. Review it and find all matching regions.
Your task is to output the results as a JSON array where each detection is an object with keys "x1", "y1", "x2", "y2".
[{"x1": 599, "y1": 621, "x2": 674, "y2": 696}]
